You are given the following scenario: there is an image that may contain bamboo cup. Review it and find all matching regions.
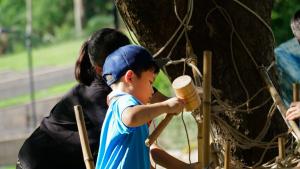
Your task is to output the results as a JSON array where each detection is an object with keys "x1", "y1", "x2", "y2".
[{"x1": 172, "y1": 75, "x2": 201, "y2": 112}]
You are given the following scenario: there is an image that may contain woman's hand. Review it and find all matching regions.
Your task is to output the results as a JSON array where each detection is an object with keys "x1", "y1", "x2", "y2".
[{"x1": 286, "y1": 101, "x2": 300, "y2": 120}]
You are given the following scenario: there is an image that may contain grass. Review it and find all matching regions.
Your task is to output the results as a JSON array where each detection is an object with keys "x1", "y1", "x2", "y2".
[
  {"x1": 0, "y1": 81, "x2": 76, "y2": 108},
  {"x1": 0, "y1": 38, "x2": 84, "y2": 72},
  {"x1": 0, "y1": 166, "x2": 14, "y2": 169}
]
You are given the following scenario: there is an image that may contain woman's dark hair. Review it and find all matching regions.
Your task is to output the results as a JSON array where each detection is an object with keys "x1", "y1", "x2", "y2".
[{"x1": 75, "y1": 28, "x2": 130, "y2": 85}]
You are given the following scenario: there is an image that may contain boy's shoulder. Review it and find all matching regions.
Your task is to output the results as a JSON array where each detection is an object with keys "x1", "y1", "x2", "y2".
[{"x1": 108, "y1": 91, "x2": 141, "y2": 106}]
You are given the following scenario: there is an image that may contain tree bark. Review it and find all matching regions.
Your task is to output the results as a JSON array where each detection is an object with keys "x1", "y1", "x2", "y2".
[{"x1": 116, "y1": 0, "x2": 287, "y2": 165}]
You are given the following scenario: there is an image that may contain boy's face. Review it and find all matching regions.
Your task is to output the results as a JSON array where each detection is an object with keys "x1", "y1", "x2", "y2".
[{"x1": 130, "y1": 70, "x2": 156, "y2": 104}]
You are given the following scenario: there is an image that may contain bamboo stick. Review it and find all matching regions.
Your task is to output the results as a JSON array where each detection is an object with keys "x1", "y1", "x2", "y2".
[
  {"x1": 278, "y1": 137, "x2": 285, "y2": 160},
  {"x1": 198, "y1": 122, "x2": 203, "y2": 168},
  {"x1": 74, "y1": 105, "x2": 95, "y2": 169},
  {"x1": 259, "y1": 68, "x2": 300, "y2": 140},
  {"x1": 145, "y1": 114, "x2": 174, "y2": 147},
  {"x1": 224, "y1": 141, "x2": 230, "y2": 169},
  {"x1": 293, "y1": 83, "x2": 300, "y2": 102},
  {"x1": 202, "y1": 50, "x2": 212, "y2": 168}
]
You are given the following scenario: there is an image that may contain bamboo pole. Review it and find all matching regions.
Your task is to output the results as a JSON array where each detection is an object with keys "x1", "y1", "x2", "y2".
[
  {"x1": 202, "y1": 51, "x2": 212, "y2": 168},
  {"x1": 74, "y1": 105, "x2": 95, "y2": 169},
  {"x1": 145, "y1": 114, "x2": 174, "y2": 147},
  {"x1": 293, "y1": 83, "x2": 300, "y2": 102},
  {"x1": 259, "y1": 68, "x2": 300, "y2": 140},
  {"x1": 278, "y1": 137, "x2": 285, "y2": 160},
  {"x1": 224, "y1": 141, "x2": 230, "y2": 169},
  {"x1": 198, "y1": 122, "x2": 203, "y2": 169}
]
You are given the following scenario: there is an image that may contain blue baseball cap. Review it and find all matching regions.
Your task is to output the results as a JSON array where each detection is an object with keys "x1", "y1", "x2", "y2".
[{"x1": 102, "y1": 45, "x2": 168, "y2": 86}]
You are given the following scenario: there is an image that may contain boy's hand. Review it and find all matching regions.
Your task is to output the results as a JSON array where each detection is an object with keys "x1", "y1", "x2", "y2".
[
  {"x1": 163, "y1": 97, "x2": 185, "y2": 114},
  {"x1": 286, "y1": 101, "x2": 300, "y2": 120}
]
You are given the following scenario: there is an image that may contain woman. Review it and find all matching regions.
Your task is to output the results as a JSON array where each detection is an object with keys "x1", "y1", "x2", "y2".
[{"x1": 17, "y1": 28, "x2": 131, "y2": 169}]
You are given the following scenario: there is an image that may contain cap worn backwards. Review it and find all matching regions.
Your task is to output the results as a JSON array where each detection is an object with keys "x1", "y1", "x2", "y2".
[{"x1": 102, "y1": 44, "x2": 161, "y2": 86}]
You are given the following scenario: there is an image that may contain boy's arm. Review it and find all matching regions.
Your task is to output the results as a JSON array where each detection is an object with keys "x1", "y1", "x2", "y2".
[
  {"x1": 150, "y1": 144, "x2": 200, "y2": 169},
  {"x1": 122, "y1": 97, "x2": 184, "y2": 127}
]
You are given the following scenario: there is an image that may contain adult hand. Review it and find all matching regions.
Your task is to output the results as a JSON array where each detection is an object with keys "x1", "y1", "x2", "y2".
[{"x1": 286, "y1": 101, "x2": 300, "y2": 120}]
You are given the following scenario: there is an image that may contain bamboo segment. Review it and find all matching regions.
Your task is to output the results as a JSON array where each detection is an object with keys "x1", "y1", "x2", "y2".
[
  {"x1": 224, "y1": 141, "x2": 230, "y2": 169},
  {"x1": 259, "y1": 68, "x2": 300, "y2": 140},
  {"x1": 198, "y1": 122, "x2": 203, "y2": 168},
  {"x1": 172, "y1": 75, "x2": 201, "y2": 112},
  {"x1": 278, "y1": 137, "x2": 285, "y2": 160},
  {"x1": 145, "y1": 114, "x2": 174, "y2": 147},
  {"x1": 202, "y1": 51, "x2": 212, "y2": 168},
  {"x1": 293, "y1": 83, "x2": 300, "y2": 102},
  {"x1": 74, "y1": 105, "x2": 95, "y2": 169}
]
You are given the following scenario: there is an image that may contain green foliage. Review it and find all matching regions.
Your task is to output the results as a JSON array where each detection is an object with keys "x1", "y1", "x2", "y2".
[
  {"x1": 85, "y1": 15, "x2": 114, "y2": 35},
  {"x1": 153, "y1": 70, "x2": 174, "y2": 97},
  {"x1": 0, "y1": 0, "x2": 26, "y2": 27},
  {"x1": 0, "y1": 0, "x2": 115, "y2": 55},
  {"x1": 272, "y1": 0, "x2": 300, "y2": 45}
]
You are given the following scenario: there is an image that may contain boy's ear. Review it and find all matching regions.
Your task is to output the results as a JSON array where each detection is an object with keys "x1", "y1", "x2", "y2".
[{"x1": 124, "y1": 70, "x2": 134, "y2": 83}]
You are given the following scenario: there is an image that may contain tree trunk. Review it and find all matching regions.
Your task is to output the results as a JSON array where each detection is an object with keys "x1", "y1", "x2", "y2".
[
  {"x1": 73, "y1": 0, "x2": 84, "y2": 37},
  {"x1": 116, "y1": 0, "x2": 287, "y2": 165}
]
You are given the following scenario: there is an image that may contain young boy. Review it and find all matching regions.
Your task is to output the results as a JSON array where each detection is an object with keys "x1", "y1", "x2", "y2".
[{"x1": 96, "y1": 45, "x2": 185, "y2": 169}]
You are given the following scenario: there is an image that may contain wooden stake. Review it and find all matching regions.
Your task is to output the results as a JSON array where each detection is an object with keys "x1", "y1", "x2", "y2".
[
  {"x1": 224, "y1": 141, "x2": 230, "y2": 169},
  {"x1": 198, "y1": 122, "x2": 203, "y2": 168},
  {"x1": 202, "y1": 50, "x2": 212, "y2": 168},
  {"x1": 74, "y1": 105, "x2": 95, "y2": 169},
  {"x1": 278, "y1": 137, "x2": 285, "y2": 160},
  {"x1": 293, "y1": 83, "x2": 300, "y2": 102}
]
